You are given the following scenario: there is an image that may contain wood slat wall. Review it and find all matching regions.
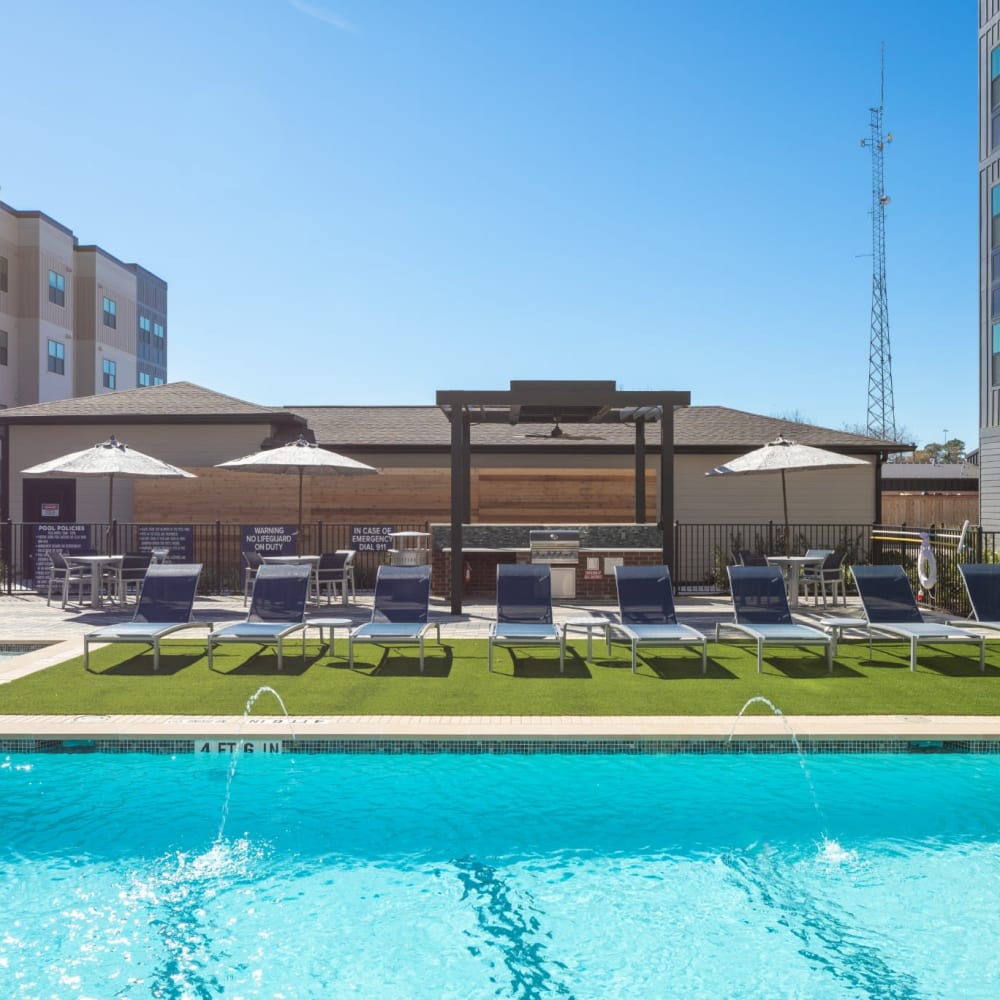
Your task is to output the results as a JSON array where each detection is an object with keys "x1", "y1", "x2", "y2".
[
  {"x1": 473, "y1": 469, "x2": 655, "y2": 522},
  {"x1": 138, "y1": 468, "x2": 977, "y2": 528},
  {"x1": 134, "y1": 467, "x2": 657, "y2": 525},
  {"x1": 881, "y1": 493, "x2": 979, "y2": 528}
]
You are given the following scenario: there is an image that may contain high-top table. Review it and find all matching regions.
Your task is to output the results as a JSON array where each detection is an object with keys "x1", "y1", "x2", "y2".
[
  {"x1": 765, "y1": 555, "x2": 825, "y2": 610},
  {"x1": 65, "y1": 554, "x2": 124, "y2": 609}
]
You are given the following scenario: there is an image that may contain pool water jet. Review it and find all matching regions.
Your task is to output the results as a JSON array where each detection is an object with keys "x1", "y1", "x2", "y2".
[
  {"x1": 729, "y1": 696, "x2": 829, "y2": 841},
  {"x1": 216, "y1": 685, "x2": 293, "y2": 842}
]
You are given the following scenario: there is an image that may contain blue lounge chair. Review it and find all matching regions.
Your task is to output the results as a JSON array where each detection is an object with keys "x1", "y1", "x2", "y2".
[
  {"x1": 956, "y1": 563, "x2": 1000, "y2": 631},
  {"x1": 611, "y1": 565, "x2": 707, "y2": 673},
  {"x1": 851, "y1": 564, "x2": 985, "y2": 672},
  {"x1": 347, "y1": 565, "x2": 440, "y2": 671},
  {"x1": 83, "y1": 563, "x2": 208, "y2": 672},
  {"x1": 717, "y1": 565, "x2": 833, "y2": 673},
  {"x1": 207, "y1": 563, "x2": 312, "y2": 671},
  {"x1": 488, "y1": 564, "x2": 565, "y2": 672}
]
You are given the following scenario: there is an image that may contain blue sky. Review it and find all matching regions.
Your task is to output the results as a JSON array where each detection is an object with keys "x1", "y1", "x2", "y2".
[{"x1": 1, "y1": 1, "x2": 978, "y2": 449}]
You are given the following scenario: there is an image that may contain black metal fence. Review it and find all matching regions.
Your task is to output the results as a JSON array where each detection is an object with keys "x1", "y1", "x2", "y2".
[
  {"x1": 0, "y1": 521, "x2": 427, "y2": 597},
  {"x1": 674, "y1": 521, "x2": 999, "y2": 617},
  {"x1": 673, "y1": 522, "x2": 873, "y2": 592},
  {"x1": 4, "y1": 519, "x2": 999, "y2": 617}
]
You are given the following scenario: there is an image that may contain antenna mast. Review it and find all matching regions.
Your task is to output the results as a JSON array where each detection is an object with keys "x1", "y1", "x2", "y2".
[{"x1": 860, "y1": 42, "x2": 896, "y2": 440}]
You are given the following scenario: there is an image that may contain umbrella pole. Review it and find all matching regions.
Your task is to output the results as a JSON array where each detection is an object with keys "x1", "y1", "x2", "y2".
[
  {"x1": 107, "y1": 473, "x2": 115, "y2": 554},
  {"x1": 298, "y1": 469, "x2": 304, "y2": 552},
  {"x1": 781, "y1": 469, "x2": 790, "y2": 556}
]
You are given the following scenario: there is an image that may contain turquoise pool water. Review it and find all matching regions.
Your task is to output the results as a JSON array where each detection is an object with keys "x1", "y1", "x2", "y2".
[
  {"x1": 0, "y1": 641, "x2": 51, "y2": 661},
  {"x1": 2, "y1": 750, "x2": 999, "y2": 998}
]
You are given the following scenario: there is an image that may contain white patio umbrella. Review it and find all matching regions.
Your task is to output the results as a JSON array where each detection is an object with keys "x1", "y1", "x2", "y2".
[
  {"x1": 215, "y1": 436, "x2": 378, "y2": 539},
  {"x1": 705, "y1": 435, "x2": 868, "y2": 554},
  {"x1": 22, "y1": 435, "x2": 196, "y2": 551}
]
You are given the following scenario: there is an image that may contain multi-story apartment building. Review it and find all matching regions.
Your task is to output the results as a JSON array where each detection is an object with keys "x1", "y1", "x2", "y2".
[
  {"x1": 0, "y1": 201, "x2": 166, "y2": 410},
  {"x1": 981, "y1": 3, "x2": 1000, "y2": 528}
]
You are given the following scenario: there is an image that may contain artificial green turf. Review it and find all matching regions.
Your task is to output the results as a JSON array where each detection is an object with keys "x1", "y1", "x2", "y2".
[{"x1": 1, "y1": 636, "x2": 999, "y2": 717}]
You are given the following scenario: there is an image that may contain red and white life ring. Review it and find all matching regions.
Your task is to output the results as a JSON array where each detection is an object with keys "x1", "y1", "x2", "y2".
[{"x1": 917, "y1": 532, "x2": 937, "y2": 592}]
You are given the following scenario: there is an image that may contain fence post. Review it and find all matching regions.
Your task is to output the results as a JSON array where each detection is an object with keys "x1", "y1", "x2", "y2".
[
  {"x1": 673, "y1": 520, "x2": 680, "y2": 584},
  {"x1": 215, "y1": 520, "x2": 222, "y2": 595},
  {"x1": 767, "y1": 521, "x2": 774, "y2": 555},
  {"x1": 2, "y1": 518, "x2": 10, "y2": 594}
]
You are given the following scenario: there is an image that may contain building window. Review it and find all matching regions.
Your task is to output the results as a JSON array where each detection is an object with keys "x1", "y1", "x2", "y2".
[
  {"x1": 47, "y1": 339, "x2": 65, "y2": 375},
  {"x1": 102, "y1": 296, "x2": 117, "y2": 328},
  {"x1": 138, "y1": 371, "x2": 151, "y2": 387},
  {"x1": 48, "y1": 270, "x2": 65, "y2": 307},
  {"x1": 993, "y1": 324, "x2": 1000, "y2": 386},
  {"x1": 0, "y1": 330, "x2": 7, "y2": 366},
  {"x1": 103, "y1": 358, "x2": 117, "y2": 389},
  {"x1": 153, "y1": 322, "x2": 164, "y2": 339},
  {"x1": 993, "y1": 46, "x2": 1000, "y2": 110},
  {"x1": 0, "y1": 256, "x2": 7, "y2": 293},
  {"x1": 139, "y1": 315, "x2": 151, "y2": 335}
]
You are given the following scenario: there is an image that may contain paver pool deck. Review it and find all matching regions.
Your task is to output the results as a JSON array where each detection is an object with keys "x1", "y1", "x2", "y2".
[{"x1": 2, "y1": 590, "x2": 1000, "y2": 744}]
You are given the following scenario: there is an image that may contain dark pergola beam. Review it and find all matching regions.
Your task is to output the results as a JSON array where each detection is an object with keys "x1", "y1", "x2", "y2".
[
  {"x1": 659, "y1": 405, "x2": 675, "y2": 566},
  {"x1": 449, "y1": 405, "x2": 467, "y2": 613},
  {"x1": 635, "y1": 418, "x2": 646, "y2": 523},
  {"x1": 436, "y1": 381, "x2": 691, "y2": 612}
]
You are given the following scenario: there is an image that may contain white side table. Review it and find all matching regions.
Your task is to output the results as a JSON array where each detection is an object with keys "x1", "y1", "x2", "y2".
[
  {"x1": 562, "y1": 616, "x2": 611, "y2": 659},
  {"x1": 818, "y1": 616, "x2": 868, "y2": 654},
  {"x1": 310, "y1": 617, "x2": 353, "y2": 656}
]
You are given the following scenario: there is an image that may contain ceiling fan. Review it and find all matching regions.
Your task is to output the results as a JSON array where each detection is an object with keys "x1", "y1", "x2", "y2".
[{"x1": 519, "y1": 418, "x2": 605, "y2": 441}]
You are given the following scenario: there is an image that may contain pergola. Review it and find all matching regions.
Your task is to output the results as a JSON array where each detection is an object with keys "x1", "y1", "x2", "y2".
[{"x1": 435, "y1": 380, "x2": 691, "y2": 612}]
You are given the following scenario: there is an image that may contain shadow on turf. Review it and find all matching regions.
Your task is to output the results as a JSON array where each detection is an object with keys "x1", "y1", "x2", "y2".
[
  {"x1": 590, "y1": 653, "x2": 735, "y2": 680},
  {"x1": 855, "y1": 642, "x2": 1000, "y2": 677},
  {"x1": 352, "y1": 645, "x2": 454, "y2": 678},
  {"x1": 765, "y1": 656, "x2": 863, "y2": 679},
  {"x1": 213, "y1": 647, "x2": 315, "y2": 676},
  {"x1": 93, "y1": 649, "x2": 205, "y2": 676},
  {"x1": 490, "y1": 647, "x2": 590, "y2": 678}
]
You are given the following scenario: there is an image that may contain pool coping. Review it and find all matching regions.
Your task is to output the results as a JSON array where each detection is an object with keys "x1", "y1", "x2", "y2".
[{"x1": 3, "y1": 713, "x2": 1000, "y2": 743}]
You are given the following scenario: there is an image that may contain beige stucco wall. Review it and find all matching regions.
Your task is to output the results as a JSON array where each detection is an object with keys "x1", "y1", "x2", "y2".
[
  {"x1": 9, "y1": 422, "x2": 278, "y2": 523},
  {"x1": 675, "y1": 453, "x2": 876, "y2": 524}
]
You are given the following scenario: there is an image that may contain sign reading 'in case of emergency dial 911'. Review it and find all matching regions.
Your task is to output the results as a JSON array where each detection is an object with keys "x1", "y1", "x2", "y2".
[{"x1": 351, "y1": 525, "x2": 393, "y2": 552}]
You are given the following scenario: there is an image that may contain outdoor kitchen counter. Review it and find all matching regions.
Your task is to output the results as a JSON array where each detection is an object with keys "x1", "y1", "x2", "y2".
[{"x1": 434, "y1": 547, "x2": 667, "y2": 598}]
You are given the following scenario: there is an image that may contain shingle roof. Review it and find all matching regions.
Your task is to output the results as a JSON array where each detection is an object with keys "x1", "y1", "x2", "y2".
[
  {"x1": 0, "y1": 383, "x2": 906, "y2": 454},
  {"x1": 0, "y1": 382, "x2": 303, "y2": 424},
  {"x1": 289, "y1": 404, "x2": 905, "y2": 453}
]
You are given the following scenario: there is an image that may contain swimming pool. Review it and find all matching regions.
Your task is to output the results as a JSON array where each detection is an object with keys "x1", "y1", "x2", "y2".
[
  {"x1": 3, "y1": 750, "x2": 999, "y2": 998},
  {"x1": 0, "y1": 641, "x2": 53, "y2": 661}
]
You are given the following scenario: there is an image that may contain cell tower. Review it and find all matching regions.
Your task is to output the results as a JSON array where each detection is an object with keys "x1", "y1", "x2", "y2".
[{"x1": 860, "y1": 44, "x2": 896, "y2": 441}]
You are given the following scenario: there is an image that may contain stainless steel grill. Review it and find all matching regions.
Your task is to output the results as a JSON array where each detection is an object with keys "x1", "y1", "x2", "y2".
[{"x1": 528, "y1": 530, "x2": 580, "y2": 565}]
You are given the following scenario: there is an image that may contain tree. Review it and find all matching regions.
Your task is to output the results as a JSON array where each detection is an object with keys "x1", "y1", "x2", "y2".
[{"x1": 910, "y1": 438, "x2": 966, "y2": 464}]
